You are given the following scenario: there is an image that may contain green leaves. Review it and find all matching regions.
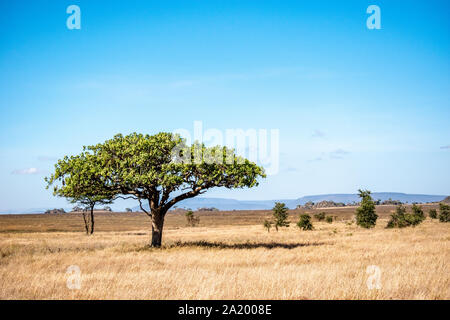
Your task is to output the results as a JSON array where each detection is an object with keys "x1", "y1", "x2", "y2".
[
  {"x1": 45, "y1": 152, "x2": 114, "y2": 206},
  {"x1": 46, "y1": 132, "x2": 266, "y2": 211},
  {"x1": 355, "y1": 189, "x2": 378, "y2": 228},
  {"x1": 272, "y1": 202, "x2": 290, "y2": 231}
]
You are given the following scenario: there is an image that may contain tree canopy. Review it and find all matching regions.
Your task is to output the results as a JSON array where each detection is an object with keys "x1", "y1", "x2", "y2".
[{"x1": 46, "y1": 132, "x2": 265, "y2": 246}]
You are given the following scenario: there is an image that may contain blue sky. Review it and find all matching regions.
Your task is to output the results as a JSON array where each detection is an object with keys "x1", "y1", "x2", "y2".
[{"x1": 0, "y1": 0, "x2": 449, "y2": 211}]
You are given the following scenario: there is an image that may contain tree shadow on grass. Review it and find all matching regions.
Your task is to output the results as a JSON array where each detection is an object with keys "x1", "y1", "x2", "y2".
[{"x1": 165, "y1": 240, "x2": 329, "y2": 250}]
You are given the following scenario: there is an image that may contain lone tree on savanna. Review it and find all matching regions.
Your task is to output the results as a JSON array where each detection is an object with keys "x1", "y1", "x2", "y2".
[
  {"x1": 45, "y1": 153, "x2": 114, "y2": 235},
  {"x1": 46, "y1": 132, "x2": 265, "y2": 247},
  {"x1": 355, "y1": 189, "x2": 378, "y2": 228},
  {"x1": 272, "y1": 202, "x2": 290, "y2": 231}
]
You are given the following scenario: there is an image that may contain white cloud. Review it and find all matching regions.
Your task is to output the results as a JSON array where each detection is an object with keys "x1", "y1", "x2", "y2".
[{"x1": 12, "y1": 167, "x2": 40, "y2": 175}]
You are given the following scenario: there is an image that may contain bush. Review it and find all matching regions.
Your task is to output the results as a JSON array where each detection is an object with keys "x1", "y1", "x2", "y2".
[
  {"x1": 355, "y1": 189, "x2": 378, "y2": 228},
  {"x1": 263, "y1": 219, "x2": 272, "y2": 232},
  {"x1": 386, "y1": 205, "x2": 409, "y2": 228},
  {"x1": 325, "y1": 216, "x2": 333, "y2": 223},
  {"x1": 272, "y1": 202, "x2": 290, "y2": 231},
  {"x1": 429, "y1": 209, "x2": 437, "y2": 219},
  {"x1": 185, "y1": 210, "x2": 200, "y2": 227},
  {"x1": 386, "y1": 204, "x2": 425, "y2": 228},
  {"x1": 439, "y1": 203, "x2": 450, "y2": 222},
  {"x1": 125, "y1": 208, "x2": 132, "y2": 212},
  {"x1": 314, "y1": 212, "x2": 326, "y2": 221},
  {"x1": 297, "y1": 214, "x2": 314, "y2": 230},
  {"x1": 411, "y1": 204, "x2": 425, "y2": 223}
]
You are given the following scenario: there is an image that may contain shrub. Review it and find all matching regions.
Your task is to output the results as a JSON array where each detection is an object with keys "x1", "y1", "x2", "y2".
[
  {"x1": 355, "y1": 189, "x2": 378, "y2": 228},
  {"x1": 439, "y1": 203, "x2": 450, "y2": 222},
  {"x1": 272, "y1": 202, "x2": 290, "y2": 231},
  {"x1": 314, "y1": 212, "x2": 326, "y2": 221},
  {"x1": 386, "y1": 204, "x2": 425, "y2": 228},
  {"x1": 297, "y1": 214, "x2": 314, "y2": 230},
  {"x1": 125, "y1": 208, "x2": 132, "y2": 212},
  {"x1": 263, "y1": 219, "x2": 272, "y2": 232},
  {"x1": 386, "y1": 205, "x2": 409, "y2": 228},
  {"x1": 185, "y1": 210, "x2": 200, "y2": 227},
  {"x1": 428, "y1": 209, "x2": 437, "y2": 219},
  {"x1": 325, "y1": 216, "x2": 333, "y2": 223},
  {"x1": 411, "y1": 204, "x2": 425, "y2": 224}
]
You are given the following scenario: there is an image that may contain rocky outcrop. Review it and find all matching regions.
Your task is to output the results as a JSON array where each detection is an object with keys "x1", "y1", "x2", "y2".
[
  {"x1": 45, "y1": 208, "x2": 66, "y2": 214},
  {"x1": 297, "y1": 201, "x2": 346, "y2": 209}
]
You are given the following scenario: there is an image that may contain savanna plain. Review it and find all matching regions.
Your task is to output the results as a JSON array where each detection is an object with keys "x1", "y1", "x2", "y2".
[{"x1": 0, "y1": 204, "x2": 448, "y2": 300}]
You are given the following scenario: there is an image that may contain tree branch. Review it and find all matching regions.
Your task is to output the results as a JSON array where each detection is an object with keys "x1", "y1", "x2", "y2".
[{"x1": 138, "y1": 198, "x2": 152, "y2": 218}]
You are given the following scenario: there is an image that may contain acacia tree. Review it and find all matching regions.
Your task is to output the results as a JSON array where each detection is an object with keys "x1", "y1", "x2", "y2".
[
  {"x1": 72, "y1": 195, "x2": 112, "y2": 234},
  {"x1": 48, "y1": 133, "x2": 265, "y2": 247},
  {"x1": 45, "y1": 153, "x2": 114, "y2": 235}
]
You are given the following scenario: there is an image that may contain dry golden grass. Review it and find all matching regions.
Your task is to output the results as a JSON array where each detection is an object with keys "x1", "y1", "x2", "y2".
[{"x1": 0, "y1": 206, "x2": 448, "y2": 300}]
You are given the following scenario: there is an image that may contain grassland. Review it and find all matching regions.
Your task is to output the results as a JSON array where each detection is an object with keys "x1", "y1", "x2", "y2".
[{"x1": 0, "y1": 204, "x2": 448, "y2": 299}]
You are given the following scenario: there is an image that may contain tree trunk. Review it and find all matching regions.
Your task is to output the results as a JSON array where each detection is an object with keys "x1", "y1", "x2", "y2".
[
  {"x1": 150, "y1": 210, "x2": 165, "y2": 247},
  {"x1": 82, "y1": 211, "x2": 89, "y2": 235},
  {"x1": 89, "y1": 205, "x2": 95, "y2": 235}
]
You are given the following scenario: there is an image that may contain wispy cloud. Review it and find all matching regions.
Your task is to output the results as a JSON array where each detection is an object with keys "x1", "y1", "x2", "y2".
[
  {"x1": 440, "y1": 145, "x2": 450, "y2": 150},
  {"x1": 311, "y1": 129, "x2": 325, "y2": 138},
  {"x1": 12, "y1": 167, "x2": 40, "y2": 175},
  {"x1": 329, "y1": 149, "x2": 350, "y2": 159},
  {"x1": 309, "y1": 149, "x2": 350, "y2": 162}
]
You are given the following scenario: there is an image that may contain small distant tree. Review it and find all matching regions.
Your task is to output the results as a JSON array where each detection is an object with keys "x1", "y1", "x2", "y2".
[
  {"x1": 75, "y1": 196, "x2": 112, "y2": 234},
  {"x1": 439, "y1": 203, "x2": 450, "y2": 222},
  {"x1": 272, "y1": 202, "x2": 290, "y2": 231},
  {"x1": 428, "y1": 208, "x2": 437, "y2": 219},
  {"x1": 185, "y1": 210, "x2": 200, "y2": 227},
  {"x1": 103, "y1": 206, "x2": 112, "y2": 212},
  {"x1": 45, "y1": 153, "x2": 114, "y2": 235},
  {"x1": 314, "y1": 212, "x2": 326, "y2": 221},
  {"x1": 263, "y1": 219, "x2": 272, "y2": 232},
  {"x1": 325, "y1": 216, "x2": 333, "y2": 223},
  {"x1": 125, "y1": 208, "x2": 132, "y2": 213},
  {"x1": 297, "y1": 214, "x2": 314, "y2": 230},
  {"x1": 355, "y1": 189, "x2": 378, "y2": 228}
]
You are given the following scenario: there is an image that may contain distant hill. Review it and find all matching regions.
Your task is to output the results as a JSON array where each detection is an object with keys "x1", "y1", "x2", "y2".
[
  {"x1": 1, "y1": 193, "x2": 446, "y2": 214},
  {"x1": 133, "y1": 193, "x2": 448, "y2": 211},
  {"x1": 443, "y1": 196, "x2": 450, "y2": 204}
]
